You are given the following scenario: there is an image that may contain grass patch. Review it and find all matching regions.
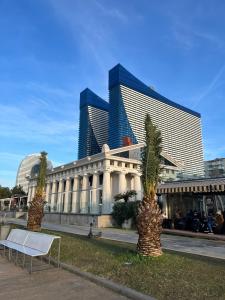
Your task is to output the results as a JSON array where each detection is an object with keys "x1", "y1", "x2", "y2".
[
  {"x1": 11, "y1": 224, "x2": 225, "y2": 299},
  {"x1": 47, "y1": 230, "x2": 225, "y2": 300}
]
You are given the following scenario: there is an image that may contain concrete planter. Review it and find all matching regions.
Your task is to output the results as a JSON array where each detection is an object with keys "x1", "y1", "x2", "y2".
[
  {"x1": 43, "y1": 213, "x2": 113, "y2": 228},
  {"x1": 0, "y1": 224, "x2": 11, "y2": 240}
]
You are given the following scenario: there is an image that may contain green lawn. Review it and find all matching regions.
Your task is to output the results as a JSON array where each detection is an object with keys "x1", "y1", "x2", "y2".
[{"x1": 43, "y1": 230, "x2": 225, "y2": 300}]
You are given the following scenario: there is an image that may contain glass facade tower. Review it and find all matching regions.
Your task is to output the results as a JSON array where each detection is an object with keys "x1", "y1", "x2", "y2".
[
  {"x1": 77, "y1": 64, "x2": 204, "y2": 177},
  {"x1": 78, "y1": 88, "x2": 109, "y2": 159},
  {"x1": 108, "y1": 64, "x2": 204, "y2": 177}
]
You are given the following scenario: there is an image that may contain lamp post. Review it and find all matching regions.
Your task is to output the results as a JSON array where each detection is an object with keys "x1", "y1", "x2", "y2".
[{"x1": 88, "y1": 221, "x2": 93, "y2": 238}]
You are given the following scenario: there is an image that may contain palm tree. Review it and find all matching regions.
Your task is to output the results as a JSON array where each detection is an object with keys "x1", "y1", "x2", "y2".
[
  {"x1": 136, "y1": 114, "x2": 163, "y2": 256},
  {"x1": 27, "y1": 151, "x2": 47, "y2": 231}
]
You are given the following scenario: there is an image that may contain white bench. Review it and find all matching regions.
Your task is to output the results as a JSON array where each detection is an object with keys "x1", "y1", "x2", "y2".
[{"x1": 0, "y1": 229, "x2": 61, "y2": 273}]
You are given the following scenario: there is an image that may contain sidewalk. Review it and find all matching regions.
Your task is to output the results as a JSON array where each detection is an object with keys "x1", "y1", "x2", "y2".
[
  {"x1": 163, "y1": 228, "x2": 225, "y2": 241},
  {"x1": 9, "y1": 218, "x2": 225, "y2": 260},
  {"x1": 0, "y1": 256, "x2": 129, "y2": 300}
]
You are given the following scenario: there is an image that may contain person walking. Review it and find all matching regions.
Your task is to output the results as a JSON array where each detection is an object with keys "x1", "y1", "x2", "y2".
[{"x1": 207, "y1": 212, "x2": 214, "y2": 234}]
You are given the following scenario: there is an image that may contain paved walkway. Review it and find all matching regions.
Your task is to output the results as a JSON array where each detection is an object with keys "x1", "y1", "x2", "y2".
[
  {"x1": 0, "y1": 256, "x2": 128, "y2": 300},
  {"x1": 9, "y1": 218, "x2": 225, "y2": 260},
  {"x1": 163, "y1": 228, "x2": 225, "y2": 241}
]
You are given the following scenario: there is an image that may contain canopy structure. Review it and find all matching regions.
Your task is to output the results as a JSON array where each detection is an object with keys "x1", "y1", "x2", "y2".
[{"x1": 158, "y1": 177, "x2": 225, "y2": 194}]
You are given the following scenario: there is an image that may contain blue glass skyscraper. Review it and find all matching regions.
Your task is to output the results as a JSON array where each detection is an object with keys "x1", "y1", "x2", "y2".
[
  {"x1": 108, "y1": 64, "x2": 204, "y2": 176},
  {"x1": 78, "y1": 88, "x2": 109, "y2": 159},
  {"x1": 78, "y1": 64, "x2": 204, "y2": 177}
]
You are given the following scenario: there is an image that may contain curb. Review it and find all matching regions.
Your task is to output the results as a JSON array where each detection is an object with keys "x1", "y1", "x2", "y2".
[{"x1": 49, "y1": 258, "x2": 156, "y2": 300}]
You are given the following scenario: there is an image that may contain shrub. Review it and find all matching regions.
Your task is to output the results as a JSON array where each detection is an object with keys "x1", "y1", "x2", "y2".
[
  {"x1": 112, "y1": 201, "x2": 140, "y2": 227},
  {"x1": 114, "y1": 190, "x2": 137, "y2": 203}
]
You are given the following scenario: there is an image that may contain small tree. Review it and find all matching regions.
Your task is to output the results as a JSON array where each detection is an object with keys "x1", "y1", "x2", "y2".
[
  {"x1": 27, "y1": 151, "x2": 47, "y2": 231},
  {"x1": 11, "y1": 185, "x2": 26, "y2": 196},
  {"x1": 114, "y1": 190, "x2": 137, "y2": 203},
  {"x1": 136, "y1": 114, "x2": 163, "y2": 256},
  {"x1": 0, "y1": 186, "x2": 11, "y2": 199},
  {"x1": 112, "y1": 201, "x2": 140, "y2": 227},
  {"x1": 113, "y1": 190, "x2": 138, "y2": 227}
]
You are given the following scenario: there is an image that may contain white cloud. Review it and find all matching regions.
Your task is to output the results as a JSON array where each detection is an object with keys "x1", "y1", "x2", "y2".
[
  {"x1": 25, "y1": 81, "x2": 74, "y2": 99},
  {"x1": 164, "y1": 7, "x2": 225, "y2": 52},
  {"x1": 94, "y1": 0, "x2": 128, "y2": 23},
  {"x1": 0, "y1": 152, "x2": 24, "y2": 162},
  {"x1": 0, "y1": 102, "x2": 77, "y2": 144},
  {"x1": 171, "y1": 23, "x2": 225, "y2": 51},
  {"x1": 48, "y1": 0, "x2": 124, "y2": 78},
  {"x1": 191, "y1": 64, "x2": 225, "y2": 108}
]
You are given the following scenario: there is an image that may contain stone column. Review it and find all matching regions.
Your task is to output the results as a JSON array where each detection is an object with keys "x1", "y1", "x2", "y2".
[
  {"x1": 45, "y1": 182, "x2": 51, "y2": 204},
  {"x1": 134, "y1": 174, "x2": 142, "y2": 200},
  {"x1": 50, "y1": 181, "x2": 57, "y2": 211},
  {"x1": 57, "y1": 179, "x2": 63, "y2": 213},
  {"x1": 72, "y1": 176, "x2": 79, "y2": 213},
  {"x1": 63, "y1": 178, "x2": 71, "y2": 213},
  {"x1": 119, "y1": 172, "x2": 127, "y2": 194},
  {"x1": 31, "y1": 185, "x2": 36, "y2": 199},
  {"x1": 91, "y1": 173, "x2": 99, "y2": 214},
  {"x1": 27, "y1": 185, "x2": 33, "y2": 203},
  {"x1": 80, "y1": 175, "x2": 89, "y2": 213},
  {"x1": 161, "y1": 194, "x2": 168, "y2": 217},
  {"x1": 102, "y1": 171, "x2": 111, "y2": 214}
]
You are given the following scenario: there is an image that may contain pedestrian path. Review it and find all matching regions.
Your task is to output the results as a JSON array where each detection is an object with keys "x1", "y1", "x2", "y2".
[
  {"x1": 163, "y1": 228, "x2": 225, "y2": 241},
  {"x1": 0, "y1": 256, "x2": 128, "y2": 300},
  {"x1": 9, "y1": 218, "x2": 225, "y2": 260}
]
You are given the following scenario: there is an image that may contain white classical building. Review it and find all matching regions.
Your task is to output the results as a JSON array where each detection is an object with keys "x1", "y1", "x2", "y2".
[
  {"x1": 27, "y1": 143, "x2": 181, "y2": 219},
  {"x1": 16, "y1": 153, "x2": 53, "y2": 193},
  {"x1": 16, "y1": 154, "x2": 41, "y2": 193}
]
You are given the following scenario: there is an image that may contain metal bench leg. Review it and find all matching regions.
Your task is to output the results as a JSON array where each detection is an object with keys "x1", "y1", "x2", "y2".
[
  {"x1": 48, "y1": 249, "x2": 51, "y2": 265},
  {"x1": 11, "y1": 249, "x2": 15, "y2": 263},
  {"x1": 29, "y1": 256, "x2": 33, "y2": 274},
  {"x1": 15, "y1": 251, "x2": 18, "y2": 265},
  {"x1": 12, "y1": 249, "x2": 16, "y2": 263},
  {"x1": 57, "y1": 239, "x2": 61, "y2": 268},
  {"x1": 23, "y1": 254, "x2": 26, "y2": 268}
]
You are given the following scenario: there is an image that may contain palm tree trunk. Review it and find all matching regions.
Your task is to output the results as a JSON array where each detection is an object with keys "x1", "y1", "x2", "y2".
[
  {"x1": 27, "y1": 194, "x2": 44, "y2": 232},
  {"x1": 27, "y1": 151, "x2": 47, "y2": 232},
  {"x1": 136, "y1": 195, "x2": 162, "y2": 256}
]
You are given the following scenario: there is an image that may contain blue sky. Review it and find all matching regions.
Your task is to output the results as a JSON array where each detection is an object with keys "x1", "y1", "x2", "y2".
[{"x1": 1, "y1": 0, "x2": 225, "y2": 187}]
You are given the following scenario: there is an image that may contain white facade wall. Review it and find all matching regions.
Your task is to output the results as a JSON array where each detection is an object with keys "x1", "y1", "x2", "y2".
[
  {"x1": 28, "y1": 150, "x2": 144, "y2": 215},
  {"x1": 27, "y1": 144, "x2": 182, "y2": 215}
]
